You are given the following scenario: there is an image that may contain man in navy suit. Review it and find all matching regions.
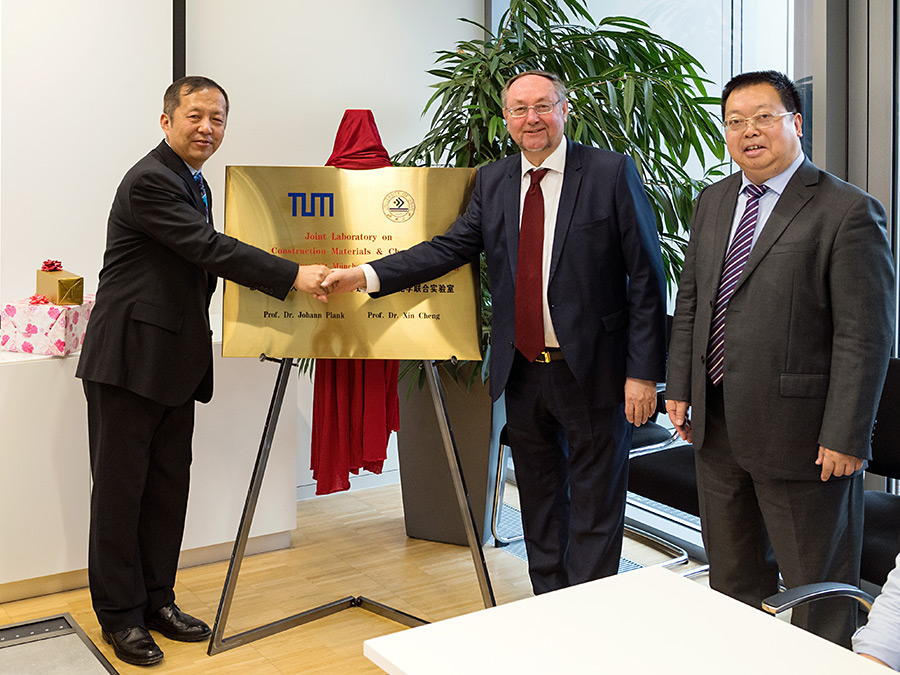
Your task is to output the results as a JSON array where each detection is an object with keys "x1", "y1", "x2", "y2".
[
  {"x1": 321, "y1": 70, "x2": 667, "y2": 595},
  {"x1": 77, "y1": 76, "x2": 329, "y2": 666}
]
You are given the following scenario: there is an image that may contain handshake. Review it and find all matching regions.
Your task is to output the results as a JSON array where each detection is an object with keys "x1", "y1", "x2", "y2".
[{"x1": 292, "y1": 264, "x2": 367, "y2": 303}]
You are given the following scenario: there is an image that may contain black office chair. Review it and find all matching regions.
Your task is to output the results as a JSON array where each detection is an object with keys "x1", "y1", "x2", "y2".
[
  {"x1": 624, "y1": 418, "x2": 705, "y2": 568},
  {"x1": 763, "y1": 357, "x2": 900, "y2": 617},
  {"x1": 627, "y1": 444, "x2": 700, "y2": 519},
  {"x1": 622, "y1": 409, "x2": 693, "y2": 567},
  {"x1": 490, "y1": 425, "x2": 522, "y2": 546}
]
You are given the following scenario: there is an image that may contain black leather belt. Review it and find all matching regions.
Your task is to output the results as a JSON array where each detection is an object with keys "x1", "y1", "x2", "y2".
[{"x1": 533, "y1": 348, "x2": 565, "y2": 363}]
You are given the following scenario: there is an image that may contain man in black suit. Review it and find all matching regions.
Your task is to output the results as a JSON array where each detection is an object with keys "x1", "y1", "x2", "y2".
[
  {"x1": 320, "y1": 71, "x2": 667, "y2": 595},
  {"x1": 76, "y1": 76, "x2": 329, "y2": 666},
  {"x1": 666, "y1": 71, "x2": 894, "y2": 646}
]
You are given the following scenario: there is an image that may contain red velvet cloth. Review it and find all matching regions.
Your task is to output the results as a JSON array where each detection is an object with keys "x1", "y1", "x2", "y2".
[
  {"x1": 325, "y1": 109, "x2": 392, "y2": 168},
  {"x1": 310, "y1": 110, "x2": 400, "y2": 495}
]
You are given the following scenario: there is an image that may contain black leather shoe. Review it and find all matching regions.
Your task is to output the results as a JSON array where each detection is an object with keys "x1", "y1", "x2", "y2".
[
  {"x1": 146, "y1": 602, "x2": 211, "y2": 642},
  {"x1": 102, "y1": 626, "x2": 164, "y2": 666}
]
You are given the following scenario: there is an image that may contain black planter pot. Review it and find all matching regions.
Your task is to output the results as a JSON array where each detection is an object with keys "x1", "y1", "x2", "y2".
[{"x1": 396, "y1": 367, "x2": 497, "y2": 546}]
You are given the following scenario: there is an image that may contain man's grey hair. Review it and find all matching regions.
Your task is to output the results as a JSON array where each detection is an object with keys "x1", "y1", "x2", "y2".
[{"x1": 501, "y1": 70, "x2": 568, "y2": 108}]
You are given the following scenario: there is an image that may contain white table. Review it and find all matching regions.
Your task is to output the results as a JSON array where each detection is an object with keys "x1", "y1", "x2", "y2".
[{"x1": 364, "y1": 566, "x2": 884, "y2": 674}]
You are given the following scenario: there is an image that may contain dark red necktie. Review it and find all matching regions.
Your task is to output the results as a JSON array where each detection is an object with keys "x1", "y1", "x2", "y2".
[{"x1": 515, "y1": 168, "x2": 549, "y2": 361}]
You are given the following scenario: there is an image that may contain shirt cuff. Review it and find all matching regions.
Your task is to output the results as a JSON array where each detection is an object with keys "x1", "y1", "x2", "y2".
[{"x1": 360, "y1": 263, "x2": 380, "y2": 294}]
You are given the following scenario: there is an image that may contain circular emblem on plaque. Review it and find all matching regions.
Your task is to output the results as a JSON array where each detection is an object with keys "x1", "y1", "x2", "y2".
[{"x1": 383, "y1": 190, "x2": 416, "y2": 222}]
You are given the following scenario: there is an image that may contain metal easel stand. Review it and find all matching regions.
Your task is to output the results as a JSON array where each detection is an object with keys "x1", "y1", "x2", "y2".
[{"x1": 207, "y1": 356, "x2": 495, "y2": 656}]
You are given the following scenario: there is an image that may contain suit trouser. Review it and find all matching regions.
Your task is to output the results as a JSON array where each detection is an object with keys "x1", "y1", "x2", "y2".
[
  {"x1": 696, "y1": 379, "x2": 863, "y2": 647},
  {"x1": 83, "y1": 380, "x2": 195, "y2": 632},
  {"x1": 504, "y1": 352, "x2": 632, "y2": 594}
]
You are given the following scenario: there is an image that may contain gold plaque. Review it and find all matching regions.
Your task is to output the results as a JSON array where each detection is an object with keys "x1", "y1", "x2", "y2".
[{"x1": 222, "y1": 166, "x2": 481, "y2": 360}]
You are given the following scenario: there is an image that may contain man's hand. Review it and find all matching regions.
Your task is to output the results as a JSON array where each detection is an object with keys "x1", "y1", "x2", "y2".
[
  {"x1": 293, "y1": 265, "x2": 331, "y2": 294},
  {"x1": 816, "y1": 446, "x2": 864, "y2": 482},
  {"x1": 624, "y1": 377, "x2": 656, "y2": 426},
  {"x1": 666, "y1": 399, "x2": 692, "y2": 443},
  {"x1": 859, "y1": 654, "x2": 890, "y2": 667},
  {"x1": 314, "y1": 267, "x2": 367, "y2": 303}
]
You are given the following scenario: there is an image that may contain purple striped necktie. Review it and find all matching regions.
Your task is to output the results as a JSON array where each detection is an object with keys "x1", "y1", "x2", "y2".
[{"x1": 707, "y1": 183, "x2": 768, "y2": 386}]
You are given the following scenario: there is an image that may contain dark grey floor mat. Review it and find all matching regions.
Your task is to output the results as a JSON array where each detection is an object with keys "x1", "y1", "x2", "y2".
[{"x1": 0, "y1": 614, "x2": 117, "y2": 675}]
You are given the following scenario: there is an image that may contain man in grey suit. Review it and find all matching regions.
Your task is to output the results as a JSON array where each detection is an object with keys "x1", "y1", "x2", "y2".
[{"x1": 666, "y1": 71, "x2": 894, "y2": 646}]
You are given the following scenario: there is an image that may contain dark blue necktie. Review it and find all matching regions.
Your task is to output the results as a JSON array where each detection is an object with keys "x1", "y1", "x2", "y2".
[{"x1": 194, "y1": 172, "x2": 209, "y2": 221}]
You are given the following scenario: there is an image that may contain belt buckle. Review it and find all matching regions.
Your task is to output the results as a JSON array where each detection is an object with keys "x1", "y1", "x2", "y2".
[{"x1": 534, "y1": 349, "x2": 552, "y2": 364}]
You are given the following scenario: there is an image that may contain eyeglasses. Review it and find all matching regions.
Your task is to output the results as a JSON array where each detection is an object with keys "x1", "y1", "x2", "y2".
[
  {"x1": 505, "y1": 100, "x2": 562, "y2": 118},
  {"x1": 722, "y1": 111, "x2": 795, "y2": 132}
]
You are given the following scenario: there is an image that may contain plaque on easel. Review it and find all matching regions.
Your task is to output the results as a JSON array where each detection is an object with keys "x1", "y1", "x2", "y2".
[
  {"x1": 209, "y1": 166, "x2": 494, "y2": 656},
  {"x1": 222, "y1": 166, "x2": 480, "y2": 360}
]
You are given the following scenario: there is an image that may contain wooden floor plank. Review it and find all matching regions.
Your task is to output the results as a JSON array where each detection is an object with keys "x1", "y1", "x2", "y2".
[{"x1": 0, "y1": 483, "x2": 693, "y2": 673}]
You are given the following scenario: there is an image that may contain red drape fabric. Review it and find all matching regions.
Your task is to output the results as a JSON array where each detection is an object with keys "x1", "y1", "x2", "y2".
[
  {"x1": 325, "y1": 109, "x2": 392, "y2": 168},
  {"x1": 310, "y1": 109, "x2": 400, "y2": 495}
]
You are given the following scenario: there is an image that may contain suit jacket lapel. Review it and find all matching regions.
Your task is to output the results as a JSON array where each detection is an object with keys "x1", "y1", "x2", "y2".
[
  {"x1": 154, "y1": 141, "x2": 218, "y2": 296},
  {"x1": 549, "y1": 139, "x2": 582, "y2": 282},
  {"x1": 155, "y1": 140, "x2": 208, "y2": 218},
  {"x1": 504, "y1": 155, "x2": 523, "y2": 274},
  {"x1": 708, "y1": 174, "x2": 743, "y2": 291},
  {"x1": 202, "y1": 174, "x2": 213, "y2": 226},
  {"x1": 734, "y1": 159, "x2": 817, "y2": 294}
]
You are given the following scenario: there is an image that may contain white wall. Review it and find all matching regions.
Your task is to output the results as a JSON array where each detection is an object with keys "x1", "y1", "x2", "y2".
[{"x1": 0, "y1": 0, "x2": 171, "y2": 303}]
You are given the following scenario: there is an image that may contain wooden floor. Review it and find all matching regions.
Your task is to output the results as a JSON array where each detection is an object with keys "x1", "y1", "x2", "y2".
[{"x1": 0, "y1": 483, "x2": 691, "y2": 674}]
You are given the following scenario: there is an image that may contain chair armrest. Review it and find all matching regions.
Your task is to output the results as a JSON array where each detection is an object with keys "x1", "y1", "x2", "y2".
[
  {"x1": 762, "y1": 583, "x2": 875, "y2": 615},
  {"x1": 623, "y1": 524, "x2": 688, "y2": 569},
  {"x1": 629, "y1": 429, "x2": 680, "y2": 458}
]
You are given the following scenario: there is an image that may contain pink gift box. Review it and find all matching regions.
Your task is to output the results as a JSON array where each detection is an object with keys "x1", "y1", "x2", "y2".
[{"x1": 1, "y1": 294, "x2": 95, "y2": 356}]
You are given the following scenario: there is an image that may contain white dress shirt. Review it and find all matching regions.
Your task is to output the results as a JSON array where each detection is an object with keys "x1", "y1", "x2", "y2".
[{"x1": 728, "y1": 151, "x2": 805, "y2": 249}]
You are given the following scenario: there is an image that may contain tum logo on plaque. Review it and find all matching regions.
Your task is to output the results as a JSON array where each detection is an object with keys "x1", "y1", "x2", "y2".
[{"x1": 288, "y1": 192, "x2": 334, "y2": 217}]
